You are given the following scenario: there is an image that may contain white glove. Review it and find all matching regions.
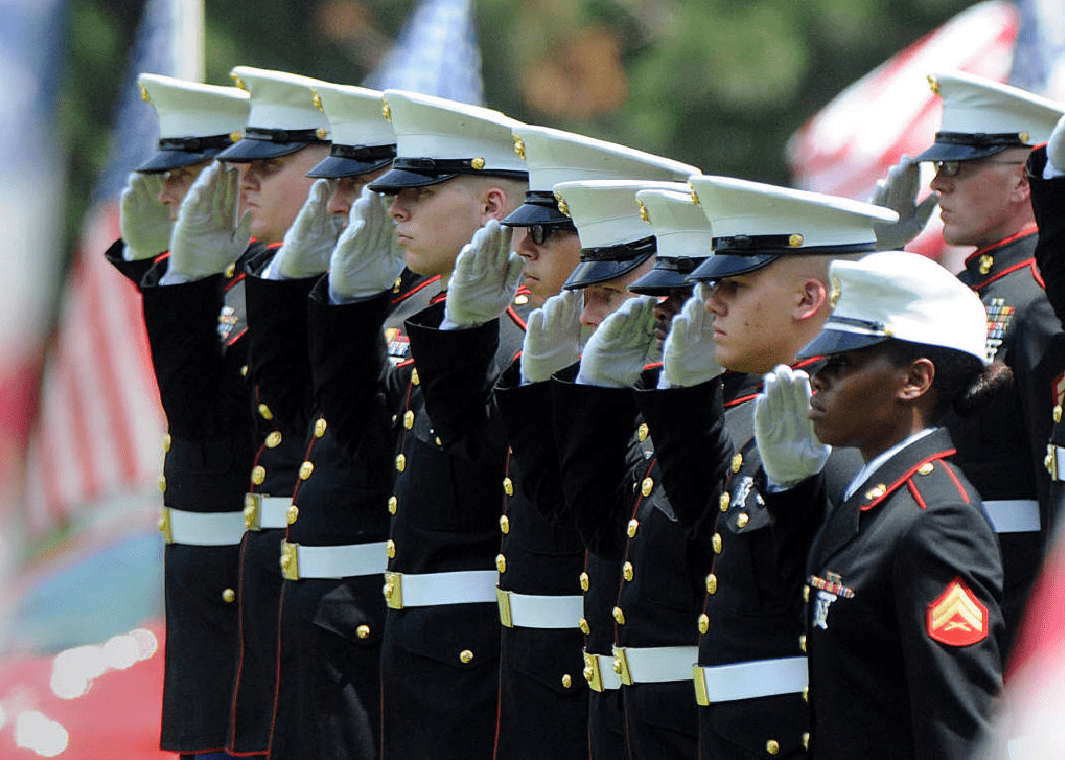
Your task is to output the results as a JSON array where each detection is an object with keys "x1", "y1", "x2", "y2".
[
  {"x1": 164, "y1": 162, "x2": 251, "y2": 283},
  {"x1": 269, "y1": 179, "x2": 343, "y2": 279},
  {"x1": 659, "y1": 284, "x2": 723, "y2": 388},
  {"x1": 119, "y1": 172, "x2": 171, "y2": 261},
  {"x1": 576, "y1": 295, "x2": 657, "y2": 388},
  {"x1": 521, "y1": 289, "x2": 583, "y2": 384},
  {"x1": 753, "y1": 364, "x2": 831, "y2": 486},
  {"x1": 1047, "y1": 114, "x2": 1065, "y2": 177},
  {"x1": 329, "y1": 186, "x2": 407, "y2": 301},
  {"x1": 870, "y1": 155, "x2": 937, "y2": 251},
  {"x1": 443, "y1": 220, "x2": 525, "y2": 329}
]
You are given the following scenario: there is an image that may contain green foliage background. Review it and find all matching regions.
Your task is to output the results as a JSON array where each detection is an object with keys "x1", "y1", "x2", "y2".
[{"x1": 64, "y1": 0, "x2": 979, "y2": 249}]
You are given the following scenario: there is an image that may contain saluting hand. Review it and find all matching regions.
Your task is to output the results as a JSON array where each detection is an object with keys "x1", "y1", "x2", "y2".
[
  {"x1": 753, "y1": 364, "x2": 831, "y2": 487},
  {"x1": 871, "y1": 155, "x2": 937, "y2": 251},
  {"x1": 329, "y1": 186, "x2": 407, "y2": 301},
  {"x1": 119, "y1": 172, "x2": 171, "y2": 261},
  {"x1": 659, "y1": 283, "x2": 723, "y2": 388},
  {"x1": 576, "y1": 295, "x2": 657, "y2": 388},
  {"x1": 272, "y1": 179, "x2": 343, "y2": 279},
  {"x1": 166, "y1": 162, "x2": 252, "y2": 282},
  {"x1": 521, "y1": 289, "x2": 582, "y2": 384},
  {"x1": 443, "y1": 220, "x2": 525, "y2": 329}
]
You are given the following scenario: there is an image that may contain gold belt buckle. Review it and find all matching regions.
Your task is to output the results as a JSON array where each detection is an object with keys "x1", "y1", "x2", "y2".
[
  {"x1": 582, "y1": 650, "x2": 603, "y2": 692},
  {"x1": 279, "y1": 540, "x2": 299, "y2": 581},
  {"x1": 158, "y1": 507, "x2": 173, "y2": 545},
  {"x1": 692, "y1": 665, "x2": 710, "y2": 707},
  {"x1": 1047, "y1": 444, "x2": 1061, "y2": 481},
  {"x1": 612, "y1": 645, "x2": 633, "y2": 686},
  {"x1": 244, "y1": 493, "x2": 261, "y2": 530},
  {"x1": 496, "y1": 587, "x2": 513, "y2": 628},
  {"x1": 384, "y1": 571, "x2": 403, "y2": 609}
]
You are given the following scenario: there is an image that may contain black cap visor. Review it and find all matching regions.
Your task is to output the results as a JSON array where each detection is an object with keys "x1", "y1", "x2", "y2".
[
  {"x1": 368, "y1": 157, "x2": 528, "y2": 193},
  {"x1": 307, "y1": 143, "x2": 396, "y2": 179},
  {"x1": 629, "y1": 256, "x2": 707, "y2": 295},
  {"x1": 914, "y1": 131, "x2": 1029, "y2": 163},
  {"x1": 503, "y1": 190, "x2": 572, "y2": 226},
  {"x1": 688, "y1": 252, "x2": 780, "y2": 282},
  {"x1": 136, "y1": 148, "x2": 219, "y2": 174},
  {"x1": 562, "y1": 235, "x2": 657, "y2": 290},
  {"x1": 216, "y1": 137, "x2": 314, "y2": 162},
  {"x1": 797, "y1": 325, "x2": 888, "y2": 360}
]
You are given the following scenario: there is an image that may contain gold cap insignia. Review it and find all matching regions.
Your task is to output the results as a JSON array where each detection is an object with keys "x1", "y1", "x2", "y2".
[
  {"x1": 688, "y1": 181, "x2": 700, "y2": 205},
  {"x1": 555, "y1": 193, "x2": 569, "y2": 216},
  {"x1": 637, "y1": 199, "x2": 649, "y2": 224},
  {"x1": 382, "y1": 97, "x2": 391, "y2": 121},
  {"x1": 829, "y1": 277, "x2": 841, "y2": 308},
  {"x1": 139, "y1": 83, "x2": 151, "y2": 102},
  {"x1": 513, "y1": 135, "x2": 526, "y2": 160},
  {"x1": 926, "y1": 74, "x2": 939, "y2": 95},
  {"x1": 312, "y1": 90, "x2": 323, "y2": 111},
  {"x1": 231, "y1": 73, "x2": 247, "y2": 91}
]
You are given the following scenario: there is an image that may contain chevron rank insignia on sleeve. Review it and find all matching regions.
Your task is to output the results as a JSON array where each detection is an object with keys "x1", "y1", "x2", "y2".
[{"x1": 927, "y1": 578, "x2": 989, "y2": 646}]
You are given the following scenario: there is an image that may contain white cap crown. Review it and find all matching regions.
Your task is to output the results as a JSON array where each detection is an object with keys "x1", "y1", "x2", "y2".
[
  {"x1": 553, "y1": 180, "x2": 689, "y2": 249},
  {"x1": 139, "y1": 73, "x2": 250, "y2": 139},
  {"x1": 635, "y1": 188, "x2": 713, "y2": 259},
  {"x1": 230, "y1": 66, "x2": 329, "y2": 134},
  {"x1": 312, "y1": 82, "x2": 394, "y2": 147}
]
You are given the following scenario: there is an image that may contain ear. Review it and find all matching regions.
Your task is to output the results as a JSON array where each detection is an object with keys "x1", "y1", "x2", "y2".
[
  {"x1": 898, "y1": 357, "x2": 935, "y2": 402},
  {"x1": 480, "y1": 185, "x2": 511, "y2": 223},
  {"x1": 793, "y1": 278, "x2": 827, "y2": 323},
  {"x1": 1008, "y1": 163, "x2": 1032, "y2": 205}
]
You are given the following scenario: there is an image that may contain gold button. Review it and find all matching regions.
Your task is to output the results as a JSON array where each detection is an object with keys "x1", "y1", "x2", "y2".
[
  {"x1": 612, "y1": 606, "x2": 625, "y2": 625},
  {"x1": 979, "y1": 254, "x2": 994, "y2": 275},
  {"x1": 712, "y1": 533, "x2": 722, "y2": 554},
  {"x1": 513, "y1": 293, "x2": 529, "y2": 306},
  {"x1": 388, "y1": 496, "x2": 397, "y2": 514},
  {"x1": 767, "y1": 739, "x2": 780, "y2": 755},
  {"x1": 719, "y1": 493, "x2": 730, "y2": 512},
  {"x1": 864, "y1": 484, "x2": 886, "y2": 501},
  {"x1": 315, "y1": 417, "x2": 327, "y2": 437},
  {"x1": 803, "y1": 686, "x2": 809, "y2": 702},
  {"x1": 917, "y1": 462, "x2": 934, "y2": 476},
  {"x1": 460, "y1": 649, "x2": 473, "y2": 664},
  {"x1": 1054, "y1": 405, "x2": 1062, "y2": 424},
  {"x1": 240, "y1": 364, "x2": 249, "y2": 377},
  {"x1": 579, "y1": 618, "x2": 590, "y2": 634},
  {"x1": 496, "y1": 554, "x2": 507, "y2": 573},
  {"x1": 286, "y1": 505, "x2": 299, "y2": 525},
  {"x1": 403, "y1": 410, "x2": 414, "y2": 429},
  {"x1": 299, "y1": 461, "x2": 314, "y2": 480},
  {"x1": 561, "y1": 674, "x2": 573, "y2": 689},
  {"x1": 387, "y1": 539, "x2": 396, "y2": 558},
  {"x1": 411, "y1": 368, "x2": 420, "y2": 386},
  {"x1": 641, "y1": 478, "x2": 653, "y2": 497},
  {"x1": 158, "y1": 475, "x2": 166, "y2": 493},
  {"x1": 266, "y1": 431, "x2": 282, "y2": 448},
  {"x1": 799, "y1": 634, "x2": 807, "y2": 652},
  {"x1": 698, "y1": 613, "x2": 709, "y2": 634},
  {"x1": 803, "y1": 733, "x2": 810, "y2": 749},
  {"x1": 503, "y1": 477, "x2": 514, "y2": 496},
  {"x1": 579, "y1": 572, "x2": 589, "y2": 592},
  {"x1": 731, "y1": 453, "x2": 743, "y2": 473},
  {"x1": 736, "y1": 512, "x2": 749, "y2": 528},
  {"x1": 251, "y1": 465, "x2": 265, "y2": 485},
  {"x1": 803, "y1": 585, "x2": 810, "y2": 602},
  {"x1": 627, "y1": 519, "x2": 639, "y2": 538},
  {"x1": 499, "y1": 514, "x2": 510, "y2": 533},
  {"x1": 356, "y1": 625, "x2": 370, "y2": 640},
  {"x1": 623, "y1": 562, "x2": 634, "y2": 582},
  {"x1": 224, "y1": 263, "x2": 236, "y2": 279},
  {"x1": 395, "y1": 454, "x2": 406, "y2": 472},
  {"x1": 162, "y1": 433, "x2": 171, "y2": 453},
  {"x1": 706, "y1": 573, "x2": 717, "y2": 595},
  {"x1": 258, "y1": 403, "x2": 273, "y2": 420},
  {"x1": 222, "y1": 588, "x2": 235, "y2": 603},
  {"x1": 435, "y1": 436, "x2": 442, "y2": 446},
  {"x1": 638, "y1": 422, "x2": 649, "y2": 441}
]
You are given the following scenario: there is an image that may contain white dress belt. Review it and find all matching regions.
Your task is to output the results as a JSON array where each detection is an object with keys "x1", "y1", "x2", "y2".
[
  {"x1": 244, "y1": 494, "x2": 292, "y2": 530},
  {"x1": 384, "y1": 569, "x2": 498, "y2": 609},
  {"x1": 693, "y1": 656, "x2": 808, "y2": 706},
  {"x1": 496, "y1": 589, "x2": 584, "y2": 629},
  {"x1": 983, "y1": 499, "x2": 1040, "y2": 533},
  {"x1": 583, "y1": 650, "x2": 623, "y2": 692},
  {"x1": 159, "y1": 507, "x2": 246, "y2": 546},
  {"x1": 280, "y1": 540, "x2": 389, "y2": 581},
  {"x1": 612, "y1": 644, "x2": 698, "y2": 685}
]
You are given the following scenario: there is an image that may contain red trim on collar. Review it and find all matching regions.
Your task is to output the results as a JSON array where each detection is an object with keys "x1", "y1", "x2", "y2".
[
  {"x1": 643, "y1": 361, "x2": 664, "y2": 371},
  {"x1": 429, "y1": 290, "x2": 447, "y2": 306},
  {"x1": 223, "y1": 271, "x2": 246, "y2": 293},
  {"x1": 226, "y1": 327, "x2": 248, "y2": 346},
  {"x1": 971, "y1": 257, "x2": 1040, "y2": 292},
  {"x1": 1030, "y1": 259, "x2": 1045, "y2": 289},
  {"x1": 859, "y1": 449, "x2": 957, "y2": 511},
  {"x1": 941, "y1": 463, "x2": 971, "y2": 504},
  {"x1": 723, "y1": 357, "x2": 823, "y2": 409},
  {"x1": 907, "y1": 480, "x2": 927, "y2": 509},
  {"x1": 964, "y1": 225, "x2": 1039, "y2": 265},
  {"x1": 391, "y1": 274, "x2": 442, "y2": 306}
]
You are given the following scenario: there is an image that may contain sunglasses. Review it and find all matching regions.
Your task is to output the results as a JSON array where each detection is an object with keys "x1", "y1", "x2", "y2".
[
  {"x1": 934, "y1": 158, "x2": 1025, "y2": 178},
  {"x1": 528, "y1": 224, "x2": 576, "y2": 246}
]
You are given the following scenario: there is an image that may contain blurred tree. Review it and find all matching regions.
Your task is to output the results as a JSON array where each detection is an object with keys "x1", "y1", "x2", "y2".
[{"x1": 63, "y1": 0, "x2": 977, "y2": 254}]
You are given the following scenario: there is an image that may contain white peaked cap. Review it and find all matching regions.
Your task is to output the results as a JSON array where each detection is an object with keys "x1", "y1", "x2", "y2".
[
  {"x1": 916, "y1": 71, "x2": 1065, "y2": 161},
  {"x1": 687, "y1": 175, "x2": 898, "y2": 281},
  {"x1": 635, "y1": 188, "x2": 713, "y2": 259},
  {"x1": 138, "y1": 73, "x2": 249, "y2": 140},
  {"x1": 312, "y1": 82, "x2": 395, "y2": 148},
  {"x1": 800, "y1": 250, "x2": 988, "y2": 362},
  {"x1": 229, "y1": 66, "x2": 329, "y2": 132},
  {"x1": 553, "y1": 180, "x2": 689, "y2": 249}
]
